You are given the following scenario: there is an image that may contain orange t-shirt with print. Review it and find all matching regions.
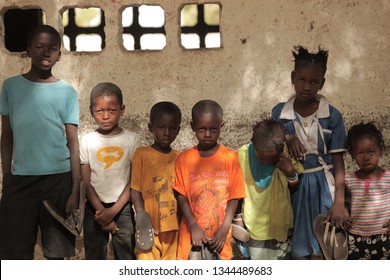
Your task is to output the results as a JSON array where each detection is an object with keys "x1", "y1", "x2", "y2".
[{"x1": 173, "y1": 145, "x2": 245, "y2": 260}]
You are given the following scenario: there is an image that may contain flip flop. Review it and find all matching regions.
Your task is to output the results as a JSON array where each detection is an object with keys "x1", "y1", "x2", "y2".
[
  {"x1": 43, "y1": 182, "x2": 86, "y2": 236},
  {"x1": 233, "y1": 237, "x2": 250, "y2": 258},
  {"x1": 332, "y1": 227, "x2": 348, "y2": 260},
  {"x1": 189, "y1": 244, "x2": 221, "y2": 260},
  {"x1": 313, "y1": 214, "x2": 333, "y2": 260},
  {"x1": 231, "y1": 223, "x2": 250, "y2": 242},
  {"x1": 135, "y1": 210, "x2": 154, "y2": 251},
  {"x1": 313, "y1": 214, "x2": 348, "y2": 260}
]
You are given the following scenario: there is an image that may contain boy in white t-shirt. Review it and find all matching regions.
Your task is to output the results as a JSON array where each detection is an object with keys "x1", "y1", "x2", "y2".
[{"x1": 80, "y1": 82, "x2": 140, "y2": 259}]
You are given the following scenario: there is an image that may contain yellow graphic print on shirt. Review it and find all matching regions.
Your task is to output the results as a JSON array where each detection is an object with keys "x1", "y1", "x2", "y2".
[{"x1": 97, "y1": 146, "x2": 124, "y2": 169}]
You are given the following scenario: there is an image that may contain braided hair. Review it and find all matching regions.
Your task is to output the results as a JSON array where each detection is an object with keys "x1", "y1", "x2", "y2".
[
  {"x1": 292, "y1": 45, "x2": 329, "y2": 75},
  {"x1": 252, "y1": 119, "x2": 285, "y2": 154},
  {"x1": 347, "y1": 122, "x2": 386, "y2": 153}
]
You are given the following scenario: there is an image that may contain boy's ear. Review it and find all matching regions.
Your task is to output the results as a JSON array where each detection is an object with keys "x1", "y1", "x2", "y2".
[
  {"x1": 291, "y1": 71, "x2": 295, "y2": 84},
  {"x1": 190, "y1": 121, "x2": 195, "y2": 132},
  {"x1": 220, "y1": 122, "x2": 225, "y2": 131},
  {"x1": 120, "y1": 105, "x2": 125, "y2": 115},
  {"x1": 148, "y1": 122, "x2": 152, "y2": 132},
  {"x1": 57, "y1": 51, "x2": 62, "y2": 62}
]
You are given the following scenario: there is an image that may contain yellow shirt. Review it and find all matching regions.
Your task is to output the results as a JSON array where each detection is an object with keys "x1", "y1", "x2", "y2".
[{"x1": 237, "y1": 144, "x2": 303, "y2": 242}]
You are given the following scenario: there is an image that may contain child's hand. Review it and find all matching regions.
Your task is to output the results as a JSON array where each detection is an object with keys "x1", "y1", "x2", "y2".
[
  {"x1": 101, "y1": 221, "x2": 119, "y2": 234},
  {"x1": 190, "y1": 223, "x2": 208, "y2": 247},
  {"x1": 95, "y1": 208, "x2": 115, "y2": 225},
  {"x1": 209, "y1": 226, "x2": 229, "y2": 252},
  {"x1": 327, "y1": 203, "x2": 346, "y2": 228},
  {"x1": 276, "y1": 153, "x2": 295, "y2": 175},
  {"x1": 65, "y1": 192, "x2": 79, "y2": 217},
  {"x1": 383, "y1": 219, "x2": 390, "y2": 235},
  {"x1": 286, "y1": 135, "x2": 306, "y2": 160}
]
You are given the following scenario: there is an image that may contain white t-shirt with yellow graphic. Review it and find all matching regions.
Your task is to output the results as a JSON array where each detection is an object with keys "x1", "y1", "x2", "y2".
[{"x1": 80, "y1": 130, "x2": 141, "y2": 203}]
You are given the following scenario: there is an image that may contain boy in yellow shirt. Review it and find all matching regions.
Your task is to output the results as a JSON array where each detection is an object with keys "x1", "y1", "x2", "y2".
[{"x1": 131, "y1": 101, "x2": 182, "y2": 259}]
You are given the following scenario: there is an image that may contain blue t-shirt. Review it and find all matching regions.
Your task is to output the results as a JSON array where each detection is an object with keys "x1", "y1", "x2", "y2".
[{"x1": 0, "y1": 75, "x2": 79, "y2": 175}]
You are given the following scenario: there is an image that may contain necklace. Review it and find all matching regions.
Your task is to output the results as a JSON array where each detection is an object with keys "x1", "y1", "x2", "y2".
[{"x1": 298, "y1": 112, "x2": 317, "y2": 129}]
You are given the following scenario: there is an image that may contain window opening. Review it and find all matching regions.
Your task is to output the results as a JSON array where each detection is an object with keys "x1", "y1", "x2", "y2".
[
  {"x1": 3, "y1": 8, "x2": 45, "y2": 52},
  {"x1": 122, "y1": 5, "x2": 166, "y2": 51},
  {"x1": 180, "y1": 4, "x2": 221, "y2": 49},
  {"x1": 62, "y1": 7, "x2": 105, "y2": 52}
]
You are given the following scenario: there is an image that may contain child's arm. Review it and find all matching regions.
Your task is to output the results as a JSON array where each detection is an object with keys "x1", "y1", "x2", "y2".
[
  {"x1": 95, "y1": 186, "x2": 130, "y2": 226},
  {"x1": 131, "y1": 189, "x2": 145, "y2": 213},
  {"x1": 65, "y1": 124, "x2": 81, "y2": 215},
  {"x1": 327, "y1": 152, "x2": 346, "y2": 227},
  {"x1": 1, "y1": 116, "x2": 13, "y2": 176},
  {"x1": 276, "y1": 153, "x2": 300, "y2": 192},
  {"x1": 95, "y1": 165, "x2": 133, "y2": 226},
  {"x1": 210, "y1": 199, "x2": 238, "y2": 252},
  {"x1": 176, "y1": 191, "x2": 208, "y2": 246},
  {"x1": 81, "y1": 164, "x2": 119, "y2": 233},
  {"x1": 232, "y1": 199, "x2": 245, "y2": 228},
  {"x1": 81, "y1": 164, "x2": 106, "y2": 214}
]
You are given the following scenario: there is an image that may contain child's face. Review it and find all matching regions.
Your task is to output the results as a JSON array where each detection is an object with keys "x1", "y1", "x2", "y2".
[
  {"x1": 26, "y1": 32, "x2": 61, "y2": 72},
  {"x1": 191, "y1": 112, "x2": 223, "y2": 150},
  {"x1": 91, "y1": 95, "x2": 124, "y2": 135},
  {"x1": 254, "y1": 146, "x2": 281, "y2": 165},
  {"x1": 291, "y1": 64, "x2": 325, "y2": 102},
  {"x1": 351, "y1": 137, "x2": 382, "y2": 173},
  {"x1": 149, "y1": 113, "x2": 180, "y2": 152}
]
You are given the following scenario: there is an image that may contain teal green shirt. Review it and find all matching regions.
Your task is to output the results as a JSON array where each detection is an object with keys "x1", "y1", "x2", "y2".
[{"x1": 0, "y1": 75, "x2": 79, "y2": 175}]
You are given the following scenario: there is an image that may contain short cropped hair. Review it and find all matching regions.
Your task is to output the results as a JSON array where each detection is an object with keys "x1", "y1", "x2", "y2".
[
  {"x1": 150, "y1": 101, "x2": 182, "y2": 125},
  {"x1": 252, "y1": 118, "x2": 286, "y2": 154},
  {"x1": 191, "y1": 100, "x2": 223, "y2": 123},
  {"x1": 90, "y1": 82, "x2": 123, "y2": 110},
  {"x1": 27, "y1": 25, "x2": 61, "y2": 47}
]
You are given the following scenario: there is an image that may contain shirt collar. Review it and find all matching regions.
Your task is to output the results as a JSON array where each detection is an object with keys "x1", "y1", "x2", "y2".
[{"x1": 279, "y1": 94, "x2": 330, "y2": 120}]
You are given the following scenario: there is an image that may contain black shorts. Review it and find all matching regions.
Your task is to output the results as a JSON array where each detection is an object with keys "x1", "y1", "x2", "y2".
[{"x1": 0, "y1": 172, "x2": 75, "y2": 259}]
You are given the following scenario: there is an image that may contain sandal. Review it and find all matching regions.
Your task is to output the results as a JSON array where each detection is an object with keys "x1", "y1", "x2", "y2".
[
  {"x1": 189, "y1": 244, "x2": 221, "y2": 260},
  {"x1": 43, "y1": 182, "x2": 85, "y2": 236},
  {"x1": 135, "y1": 210, "x2": 154, "y2": 251},
  {"x1": 313, "y1": 214, "x2": 348, "y2": 260},
  {"x1": 231, "y1": 223, "x2": 250, "y2": 242},
  {"x1": 332, "y1": 226, "x2": 348, "y2": 260}
]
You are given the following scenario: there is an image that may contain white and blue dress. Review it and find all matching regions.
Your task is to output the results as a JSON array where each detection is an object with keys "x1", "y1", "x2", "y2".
[{"x1": 271, "y1": 94, "x2": 347, "y2": 258}]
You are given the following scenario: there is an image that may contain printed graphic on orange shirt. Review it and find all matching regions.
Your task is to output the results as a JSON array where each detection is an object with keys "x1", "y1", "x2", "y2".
[
  {"x1": 152, "y1": 176, "x2": 177, "y2": 222},
  {"x1": 97, "y1": 146, "x2": 124, "y2": 168},
  {"x1": 190, "y1": 170, "x2": 229, "y2": 238}
]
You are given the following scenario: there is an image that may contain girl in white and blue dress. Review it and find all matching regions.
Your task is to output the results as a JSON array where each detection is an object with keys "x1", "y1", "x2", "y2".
[{"x1": 271, "y1": 46, "x2": 347, "y2": 259}]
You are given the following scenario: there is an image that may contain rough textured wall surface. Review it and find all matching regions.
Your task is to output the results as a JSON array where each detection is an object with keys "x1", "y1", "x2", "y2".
[{"x1": 0, "y1": 0, "x2": 389, "y2": 259}]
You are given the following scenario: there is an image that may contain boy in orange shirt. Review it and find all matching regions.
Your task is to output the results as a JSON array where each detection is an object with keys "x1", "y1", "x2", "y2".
[
  {"x1": 173, "y1": 100, "x2": 245, "y2": 260},
  {"x1": 131, "y1": 101, "x2": 182, "y2": 260}
]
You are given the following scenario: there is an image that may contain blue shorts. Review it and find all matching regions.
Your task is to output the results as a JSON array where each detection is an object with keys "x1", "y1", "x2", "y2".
[{"x1": 0, "y1": 172, "x2": 76, "y2": 259}]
